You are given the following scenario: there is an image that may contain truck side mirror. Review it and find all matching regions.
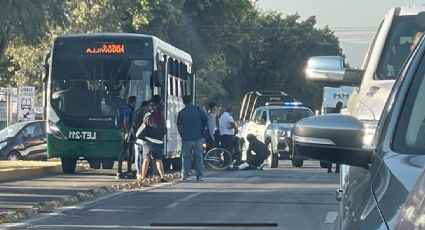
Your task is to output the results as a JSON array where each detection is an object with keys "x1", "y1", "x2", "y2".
[{"x1": 305, "y1": 56, "x2": 363, "y2": 86}]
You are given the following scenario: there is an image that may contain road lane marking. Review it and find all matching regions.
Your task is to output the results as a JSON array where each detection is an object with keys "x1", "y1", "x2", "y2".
[
  {"x1": 180, "y1": 192, "x2": 201, "y2": 202},
  {"x1": 324, "y1": 211, "x2": 338, "y2": 223},
  {"x1": 166, "y1": 192, "x2": 201, "y2": 209}
]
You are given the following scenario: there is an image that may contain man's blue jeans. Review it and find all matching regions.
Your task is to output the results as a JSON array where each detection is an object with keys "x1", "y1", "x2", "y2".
[{"x1": 181, "y1": 139, "x2": 204, "y2": 178}]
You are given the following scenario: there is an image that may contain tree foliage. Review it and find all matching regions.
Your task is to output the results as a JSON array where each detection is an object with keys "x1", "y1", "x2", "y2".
[{"x1": 0, "y1": 0, "x2": 342, "y2": 111}]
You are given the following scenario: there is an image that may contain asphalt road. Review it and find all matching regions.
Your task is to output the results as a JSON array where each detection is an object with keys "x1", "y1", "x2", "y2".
[{"x1": 3, "y1": 160, "x2": 340, "y2": 230}]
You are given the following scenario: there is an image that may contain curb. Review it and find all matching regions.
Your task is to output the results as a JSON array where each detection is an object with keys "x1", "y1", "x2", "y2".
[
  {"x1": 0, "y1": 172, "x2": 181, "y2": 224},
  {"x1": 0, "y1": 164, "x2": 88, "y2": 182}
]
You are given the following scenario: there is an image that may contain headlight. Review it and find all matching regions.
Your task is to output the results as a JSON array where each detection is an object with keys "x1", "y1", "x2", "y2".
[
  {"x1": 0, "y1": 142, "x2": 7, "y2": 150},
  {"x1": 47, "y1": 121, "x2": 67, "y2": 140}
]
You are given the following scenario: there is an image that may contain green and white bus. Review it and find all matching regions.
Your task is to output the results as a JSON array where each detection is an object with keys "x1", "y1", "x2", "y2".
[{"x1": 45, "y1": 33, "x2": 194, "y2": 173}]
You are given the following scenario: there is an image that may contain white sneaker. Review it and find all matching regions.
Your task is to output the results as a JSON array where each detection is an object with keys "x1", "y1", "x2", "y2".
[{"x1": 136, "y1": 173, "x2": 142, "y2": 180}]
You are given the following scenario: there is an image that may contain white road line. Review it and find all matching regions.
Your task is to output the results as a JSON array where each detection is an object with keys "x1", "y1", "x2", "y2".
[
  {"x1": 324, "y1": 211, "x2": 338, "y2": 224},
  {"x1": 166, "y1": 192, "x2": 201, "y2": 209},
  {"x1": 166, "y1": 202, "x2": 179, "y2": 209},
  {"x1": 179, "y1": 192, "x2": 201, "y2": 202}
]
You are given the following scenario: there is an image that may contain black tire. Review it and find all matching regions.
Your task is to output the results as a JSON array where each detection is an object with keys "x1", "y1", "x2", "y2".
[
  {"x1": 7, "y1": 151, "x2": 21, "y2": 161},
  {"x1": 88, "y1": 159, "x2": 101, "y2": 169},
  {"x1": 320, "y1": 161, "x2": 330, "y2": 168},
  {"x1": 267, "y1": 142, "x2": 278, "y2": 168},
  {"x1": 163, "y1": 159, "x2": 172, "y2": 171},
  {"x1": 101, "y1": 159, "x2": 114, "y2": 169},
  {"x1": 61, "y1": 158, "x2": 77, "y2": 174},
  {"x1": 171, "y1": 157, "x2": 182, "y2": 171},
  {"x1": 205, "y1": 148, "x2": 233, "y2": 170},
  {"x1": 292, "y1": 159, "x2": 304, "y2": 167}
]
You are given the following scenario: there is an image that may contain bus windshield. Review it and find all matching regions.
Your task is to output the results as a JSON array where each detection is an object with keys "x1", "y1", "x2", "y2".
[
  {"x1": 51, "y1": 58, "x2": 152, "y2": 118},
  {"x1": 376, "y1": 15, "x2": 424, "y2": 80}
]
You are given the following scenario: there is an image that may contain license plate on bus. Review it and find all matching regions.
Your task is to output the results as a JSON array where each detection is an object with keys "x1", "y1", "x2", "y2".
[{"x1": 68, "y1": 131, "x2": 97, "y2": 140}]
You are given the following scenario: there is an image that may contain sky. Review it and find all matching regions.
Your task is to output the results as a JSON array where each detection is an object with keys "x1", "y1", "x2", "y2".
[{"x1": 256, "y1": 0, "x2": 424, "y2": 67}]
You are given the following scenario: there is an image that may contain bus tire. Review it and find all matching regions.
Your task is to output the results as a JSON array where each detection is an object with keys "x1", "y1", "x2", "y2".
[
  {"x1": 162, "y1": 159, "x2": 171, "y2": 172},
  {"x1": 61, "y1": 158, "x2": 77, "y2": 174},
  {"x1": 88, "y1": 159, "x2": 101, "y2": 169},
  {"x1": 171, "y1": 158, "x2": 182, "y2": 171},
  {"x1": 101, "y1": 159, "x2": 114, "y2": 169}
]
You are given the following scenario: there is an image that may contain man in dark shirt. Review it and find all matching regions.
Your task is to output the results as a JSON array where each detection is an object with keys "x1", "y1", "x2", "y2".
[
  {"x1": 177, "y1": 95, "x2": 208, "y2": 181},
  {"x1": 116, "y1": 95, "x2": 137, "y2": 179},
  {"x1": 236, "y1": 134, "x2": 269, "y2": 170}
]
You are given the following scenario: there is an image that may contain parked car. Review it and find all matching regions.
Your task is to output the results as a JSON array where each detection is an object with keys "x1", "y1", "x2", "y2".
[
  {"x1": 0, "y1": 120, "x2": 47, "y2": 161},
  {"x1": 293, "y1": 32, "x2": 425, "y2": 229}
]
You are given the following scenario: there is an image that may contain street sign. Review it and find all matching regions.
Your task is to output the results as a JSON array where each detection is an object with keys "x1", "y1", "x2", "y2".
[{"x1": 18, "y1": 86, "x2": 36, "y2": 120}]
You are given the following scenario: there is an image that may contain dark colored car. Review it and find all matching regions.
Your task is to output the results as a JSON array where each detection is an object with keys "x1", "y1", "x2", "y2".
[
  {"x1": 292, "y1": 35, "x2": 425, "y2": 229},
  {"x1": 0, "y1": 120, "x2": 47, "y2": 161}
]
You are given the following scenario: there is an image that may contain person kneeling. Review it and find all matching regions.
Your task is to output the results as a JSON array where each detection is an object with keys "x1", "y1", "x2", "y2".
[{"x1": 236, "y1": 134, "x2": 270, "y2": 170}]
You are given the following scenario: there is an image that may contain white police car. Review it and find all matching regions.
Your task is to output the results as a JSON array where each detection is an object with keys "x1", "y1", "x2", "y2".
[{"x1": 239, "y1": 102, "x2": 314, "y2": 168}]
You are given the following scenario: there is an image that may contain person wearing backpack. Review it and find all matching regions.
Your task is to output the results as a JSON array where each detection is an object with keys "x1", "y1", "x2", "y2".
[
  {"x1": 136, "y1": 95, "x2": 168, "y2": 182},
  {"x1": 132, "y1": 100, "x2": 151, "y2": 180},
  {"x1": 115, "y1": 95, "x2": 137, "y2": 179}
]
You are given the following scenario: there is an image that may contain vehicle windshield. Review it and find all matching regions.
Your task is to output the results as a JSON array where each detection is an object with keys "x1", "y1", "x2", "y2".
[
  {"x1": 270, "y1": 109, "x2": 313, "y2": 123},
  {"x1": 394, "y1": 54, "x2": 425, "y2": 154},
  {"x1": 51, "y1": 58, "x2": 152, "y2": 118},
  {"x1": 0, "y1": 122, "x2": 25, "y2": 142},
  {"x1": 376, "y1": 15, "x2": 425, "y2": 80}
]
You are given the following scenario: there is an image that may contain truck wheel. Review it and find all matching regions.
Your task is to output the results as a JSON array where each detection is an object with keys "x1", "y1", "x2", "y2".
[
  {"x1": 267, "y1": 142, "x2": 278, "y2": 168},
  {"x1": 163, "y1": 159, "x2": 171, "y2": 171},
  {"x1": 101, "y1": 159, "x2": 114, "y2": 169},
  {"x1": 88, "y1": 159, "x2": 101, "y2": 169},
  {"x1": 320, "y1": 161, "x2": 330, "y2": 168},
  {"x1": 292, "y1": 159, "x2": 304, "y2": 167},
  {"x1": 61, "y1": 158, "x2": 77, "y2": 174},
  {"x1": 171, "y1": 157, "x2": 182, "y2": 171}
]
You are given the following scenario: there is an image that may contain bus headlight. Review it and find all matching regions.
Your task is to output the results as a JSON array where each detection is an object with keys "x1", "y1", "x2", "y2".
[{"x1": 48, "y1": 121, "x2": 67, "y2": 140}]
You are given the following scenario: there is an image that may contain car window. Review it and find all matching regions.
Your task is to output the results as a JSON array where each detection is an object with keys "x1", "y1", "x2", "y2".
[
  {"x1": 393, "y1": 53, "x2": 425, "y2": 153},
  {"x1": 22, "y1": 123, "x2": 43, "y2": 138},
  {"x1": 252, "y1": 109, "x2": 262, "y2": 122},
  {"x1": 270, "y1": 109, "x2": 313, "y2": 123}
]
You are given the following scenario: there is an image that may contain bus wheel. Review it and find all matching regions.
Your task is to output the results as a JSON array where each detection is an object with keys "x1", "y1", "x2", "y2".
[
  {"x1": 88, "y1": 159, "x2": 101, "y2": 169},
  {"x1": 171, "y1": 158, "x2": 182, "y2": 171},
  {"x1": 61, "y1": 158, "x2": 77, "y2": 174},
  {"x1": 162, "y1": 159, "x2": 171, "y2": 172},
  {"x1": 101, "y1": 159, "x2": 114, "y2": 169}
]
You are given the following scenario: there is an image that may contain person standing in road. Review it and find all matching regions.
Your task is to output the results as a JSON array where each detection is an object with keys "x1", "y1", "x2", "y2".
[
  {"x1": 177, "y1": 95, "x2": 208, "y2": 181},
  {"x1": 137, "y1": 95, "x2": 168, "y2": 182},
  {"x1": 219, "y1": 105, "x2": 238, "y2": 155},
  {"x1": 328, "y1": 101, "x2": 343, "y2": 173},
  {"x1": 206, "y1": 101, "x2": 218, "y2": 152},
  {"x1": 133, "y1": 100, "x2": 151, "y2": 180},
  {"x1": 115, "y1": 95, "x2": 137, "y2": 179}
]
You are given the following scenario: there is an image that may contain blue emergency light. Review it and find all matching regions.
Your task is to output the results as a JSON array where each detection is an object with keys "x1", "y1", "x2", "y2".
[{"x1": 284, "y1": 101, "x2": 303, "y2": 106}]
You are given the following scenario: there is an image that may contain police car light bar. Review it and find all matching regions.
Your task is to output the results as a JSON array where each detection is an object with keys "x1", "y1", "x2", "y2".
[
  {"x1": 265, "y1": 101, "x2": 303, "y2": 106},
  {"x1": 284, "y1": 102, "x2": 303, "y2": 106}
]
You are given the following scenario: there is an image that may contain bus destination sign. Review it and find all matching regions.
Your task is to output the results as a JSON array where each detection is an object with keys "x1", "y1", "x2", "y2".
[{"x1": 85, "y1": 44, "x2": 125, "y2": 54}]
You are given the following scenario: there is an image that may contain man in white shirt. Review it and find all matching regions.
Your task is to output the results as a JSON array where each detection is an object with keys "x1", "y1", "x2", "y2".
[{"x1": 219, "y1": 105, "x2": 238, "y2": 154}]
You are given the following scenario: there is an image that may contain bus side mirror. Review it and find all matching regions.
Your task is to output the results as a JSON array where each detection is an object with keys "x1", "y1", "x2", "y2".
[{"x1": 43, "y1": 53, "x2": 50, "y2": 83}]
